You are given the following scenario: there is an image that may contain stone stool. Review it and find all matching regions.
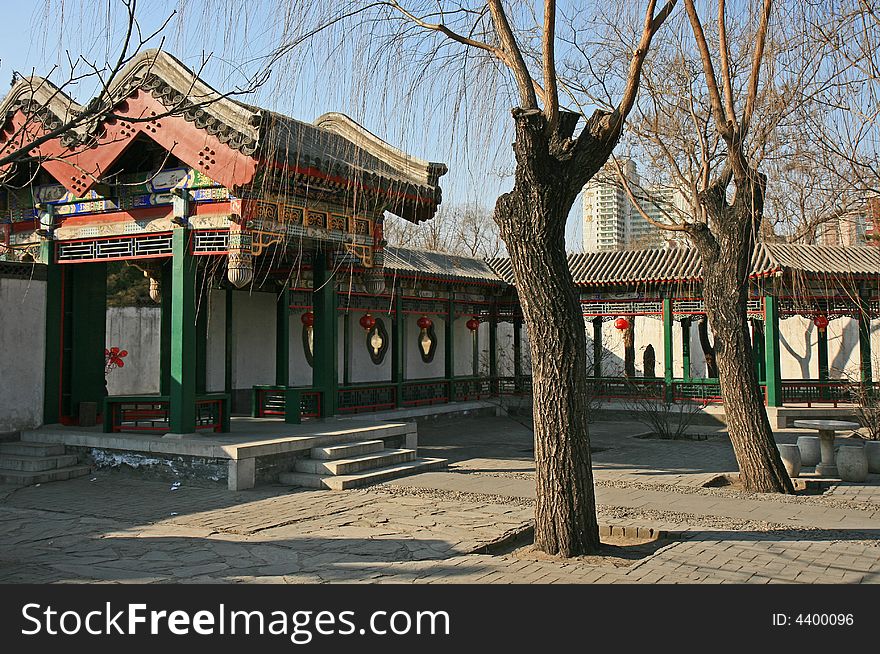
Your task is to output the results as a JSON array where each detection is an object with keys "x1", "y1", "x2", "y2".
[
  {"x1": 836, "y1": 443, "x2": 868, "y2": 482},
  {"x1": 796, "y1": 436, "x2": 820, "y2": 467},
  {"x1": 777, "y1": 444, "x2": 802, "y2": 478}
]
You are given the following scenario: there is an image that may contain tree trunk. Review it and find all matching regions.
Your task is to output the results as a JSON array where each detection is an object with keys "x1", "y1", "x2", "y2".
[
  {"x1": 493, "y1": 108, "x2": 610, "y2": 556},
  {"x1": 697, "y1": 318, "x2": 718, "y2": 377},
  {"x1": 688, "y1": 180, "x2": 794, "y2": 494},
  {"x1": 624, "y1": 318, "x2": 636, "y2": 378}
]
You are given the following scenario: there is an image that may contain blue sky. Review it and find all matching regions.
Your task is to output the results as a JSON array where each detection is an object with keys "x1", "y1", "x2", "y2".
[{"x1": 0, "y1": 0, "x2": 586, "y2": 248}]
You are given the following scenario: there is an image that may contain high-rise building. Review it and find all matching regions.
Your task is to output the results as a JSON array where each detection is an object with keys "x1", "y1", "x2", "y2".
[{"x1": 582, "y1": 159, "x2": 687, "y2": 252}]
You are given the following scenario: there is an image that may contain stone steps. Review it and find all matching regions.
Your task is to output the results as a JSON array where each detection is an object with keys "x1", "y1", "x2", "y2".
[
  {"x1": 295, "y1": 448, "x2": 416, "y2": 476},
  {"x1": 0, "y1": 453, "x2": 79, "y2": 472},
  {"x1": 311, "y1": 439, "x2": 385, "y2": 460},
  {"x1": 0, "y1": 441, "x2": 65, "y2": 457},
  {"x1": 0, "y1": 464, "x2": 91, "y2": 487},
  {"x1": 279, "y1": 457, "x2": 448, "y2": 490},
  {"x1": 0, "y1": 440, "x2": 89, "y2": 487}
]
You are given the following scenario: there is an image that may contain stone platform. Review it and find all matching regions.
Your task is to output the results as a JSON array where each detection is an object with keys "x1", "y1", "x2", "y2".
[{"x1": 21, "y1": 417, "x2": 424, "y2": 490}]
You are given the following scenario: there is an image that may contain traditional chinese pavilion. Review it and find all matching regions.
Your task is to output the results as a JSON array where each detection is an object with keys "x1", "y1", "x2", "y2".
[{"x1": 0, "y1": 50, "x2": 523, "y2": 438}]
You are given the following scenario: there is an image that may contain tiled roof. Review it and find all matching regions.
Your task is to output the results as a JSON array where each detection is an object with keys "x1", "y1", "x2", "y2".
[
  {"x1": 487, "y1": 243, "x2": 880, "y2": 286},
  {"x1": 383, "y1": 246, "x2": 503, "y2": 284}
]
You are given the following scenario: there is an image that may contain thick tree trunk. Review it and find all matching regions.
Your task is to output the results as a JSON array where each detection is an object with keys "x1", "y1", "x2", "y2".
[
  {"x1": 689, "y1": 180, "x2": 794, "y2": 494},
  {"x1": 493, "y1": 108, "x2": 610, "y2": 556}
]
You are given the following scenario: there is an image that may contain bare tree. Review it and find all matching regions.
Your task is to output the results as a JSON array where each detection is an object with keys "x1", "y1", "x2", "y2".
[
  {"x1": 383, "y1": 202, "x2": 503, "y2": 258},
  {"x1": 248, "y1": 0, "x2": 677, "y2": 556}
]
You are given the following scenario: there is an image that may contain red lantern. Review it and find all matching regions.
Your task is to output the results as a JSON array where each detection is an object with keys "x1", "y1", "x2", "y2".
[
  {"x1": 814, "y1": 314, "x2": 829, "y2": 332},
  {"x1": 614, "y1": 317, "x2": 630, "y2": 330},
  {"x1": 417, "y1": 316, "x2": 433, "y2": 330},
  {"x1": 300, "y1": 312, "x2": 315, "y2": 327},
  {"x1": 359, "y1": 313, "x2": 376, "y2": 331},
  {"x1": 466, "y1": 318, "x2": 480, "y2": 332}
]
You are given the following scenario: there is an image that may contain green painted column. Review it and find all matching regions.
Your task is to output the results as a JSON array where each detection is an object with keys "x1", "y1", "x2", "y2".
[
  {"x1": 858, "y1": 289, "x2": 873, "y2": 385},
  {"x1": 513, "y1": 318, "x2": 523, "y2": 392},
  {"x1": 391, "y1": 291, "x2": 405, "y2": 406},
  {"x1": 69, "y1": 263, "x2": 107, "y2": 421},
  {"x1": 312, "y1": 252, "x2": 338, "y2": 417},
  {"x1": 751, "y1": 318, "x2": 765, "y2": 383},
  {"x1": 489, "y1": 311, "x2": 498, "y2": 393},
  {"x1": 169, "y1": 228, "x2": 197, "y2": 433},
  {"x1": 817, "y1": 326, "x2": 829, "y2": 381},
  {"x1": 42, "y1": 240, "x2": 63, "y2": 424},
  {"x1": 663, "y1": 296, "x2": 673, "y2": 400},
  {"x1": 592, "y1": 317, "x2": 603, "y2": 378},
  {"x1": 275, "y1": 285, "x2": 290, "y2": 386},
  {"x1": 342, "y1": 311, "x2": 351, "y2": 386},
  {"x1": 764, "y1": 294, "x2": 783, "y2": 407},
  {"x1": 444, "y1": 296, "x2": 455, "y2": 383},
  {"x1": 224, "y1": 287, "x2": 233, "y2": 396},
  {"x1": 160, "y1": 260, "x2": 172, "y2": 396},
  {"x1": 681, "y1": 317, "x2": 692, "y2": 381}
]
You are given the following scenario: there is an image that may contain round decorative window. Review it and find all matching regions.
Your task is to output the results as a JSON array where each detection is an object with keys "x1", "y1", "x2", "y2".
[{"x1": 366, "y1": 317, "x2": 389, "y2": 365}]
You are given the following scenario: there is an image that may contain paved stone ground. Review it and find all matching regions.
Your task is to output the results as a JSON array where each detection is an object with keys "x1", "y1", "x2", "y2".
[{"x1": 1, "y1": 415, "x2": 878, "y2": 584}]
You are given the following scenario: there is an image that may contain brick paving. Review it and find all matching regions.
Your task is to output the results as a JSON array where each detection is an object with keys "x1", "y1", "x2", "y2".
[{"x1": 1, "y1": 415, "x2": 879, "y2": 584}]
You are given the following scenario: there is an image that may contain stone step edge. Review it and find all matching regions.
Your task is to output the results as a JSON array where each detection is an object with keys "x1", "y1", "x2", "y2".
[
  {"x1": 310, "y1": 439, "x2": 386, "y2": 460},
  {"x1": 0, "y1": 464, "x2": 92, "y2": 486},
  {"x1": 280, "y1": 458, "x2": 447, "y2": 490},
  {"x1": 0, "y1": 454, "x2": 79, "y2": 471}
]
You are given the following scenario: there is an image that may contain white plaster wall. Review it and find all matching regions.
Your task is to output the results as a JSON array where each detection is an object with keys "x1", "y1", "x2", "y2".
[
  {"x1": 779, "y1": 315, "x2": 817, "y2": 380},
  {"x1": 826, "y1": 317, "x2": 861, "y2": 380},
  {"x1": 407, "y1": 316, "x2": 445, "y2": 379},
  {"x1": 347, "y1": 314, "x2": 392, "y2": 384},
  {"x1": 205, "y1": 290, "x2": 226, "y2": 392},
  {"x1": 105, "y1": 306, "x2": 160, "y2": 395},
  {"x1": 290, "y1": 311, "x2": 312, "y2": 387},
  {"x1": 453, "y1": 317, "x2": 476, "y2": 376},
  {"x1": 598, "y1": 316, "x2": 666, "y2": 377},
  {"x1": 0, "y1": 277, "x2": 45, "y2": 432},
  {"x1": 231, "y1": 291, "x2": 275, "y2": 389},
  {"x1": 478, "y1": 321, "x2": 490, "y2": 376}
]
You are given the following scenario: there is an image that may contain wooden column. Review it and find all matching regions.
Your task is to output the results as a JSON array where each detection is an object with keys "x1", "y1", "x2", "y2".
[
  {"x1": 751, "y1": 318, "x2": 765, "y2": 383},
  {"x1": 275, "y1": 285, "x2": 290, "y2": 387},
  {"x1": 312, "y1": 252, "x2": 338, "y2": 417},
  {"x1": 342, "y1": 311, "x2": 351, "y2": 386},
  {"x1": 489, "y1": 309, "x2": 498, "y2": 392},
  {"x1": 445, "y1": 296, "x2": 455, "y2": 391},
  {"x1": 681, "y1": 317, "x2": 692, "y2": 381},
  {"x1": 662, "y1": 296, "x2": 673, "y2": 399},
  {"x1": 592, "y1": 317, "x2": 602, "y2": 378},
  {"x1": 858, "y1": 288, "x2": 873, "y2": 385},
  {"x1": 764, "y1": 294, "x2": 783, "y2": 407},
  {"x1": 169, "y1": 228, "x2": 196, "y2": 433},
  {"x1": 817, "y1": 326, "x2": 829, "y2": 382},
  {"x1": 42, "y1": 240, "x2": 63, "y2": 424},
  {"x1": 391, "y1": 290, "x2": 405, "y2": 406}
]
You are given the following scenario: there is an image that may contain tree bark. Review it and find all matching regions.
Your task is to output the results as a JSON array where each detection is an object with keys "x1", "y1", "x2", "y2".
[
  {"x1": 697, "y1": 317, "x2": 718, "y2": 377},
  {"x1": 624, "y1": 317, "x2": 636, "y2": 378},
  {"x1": 687, "y1": 177, "x2": 794, "y2": 494},
  {"x1": 494, "y1": 108, "x2": 612, "y2": 556}
]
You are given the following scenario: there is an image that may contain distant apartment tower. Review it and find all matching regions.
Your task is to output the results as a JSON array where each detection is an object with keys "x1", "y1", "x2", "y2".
[
  {"x1": 817, "y1": 206, "x2": 869, "y2": 247},
  {"x1": 582, "y1": 159, "x2": 684, "y2": 252}
]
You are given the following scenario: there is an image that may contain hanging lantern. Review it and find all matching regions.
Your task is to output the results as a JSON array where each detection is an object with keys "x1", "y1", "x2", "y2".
[
  {"x1": 614, "y1": 317, "x2": 630, "y2": 330},
  {"x1": 359, "y1": 313, "x2": 376, "y2": 331},
  {"x1": 466, "y1": 318, "x2": 480, "y2": 332},
  {"x1": 814, "y1": 314, "x2": 829, "y2": 332},
  {"x1": 301, "y1": 312, "x2": 315, "y2": 327},
  {"x1": 417, "y1": 315, "x2": 433, "y2": 331}
]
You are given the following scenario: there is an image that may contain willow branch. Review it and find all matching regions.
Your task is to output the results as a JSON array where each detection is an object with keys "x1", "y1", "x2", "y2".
[{"x1": 683, "y1": 0, "x2": 732, "y2": 140}]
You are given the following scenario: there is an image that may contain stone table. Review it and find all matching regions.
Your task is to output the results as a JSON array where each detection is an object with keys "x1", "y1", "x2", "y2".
[{"x1": 792, "y1": 419, "x2": 861, "y2": 477}]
